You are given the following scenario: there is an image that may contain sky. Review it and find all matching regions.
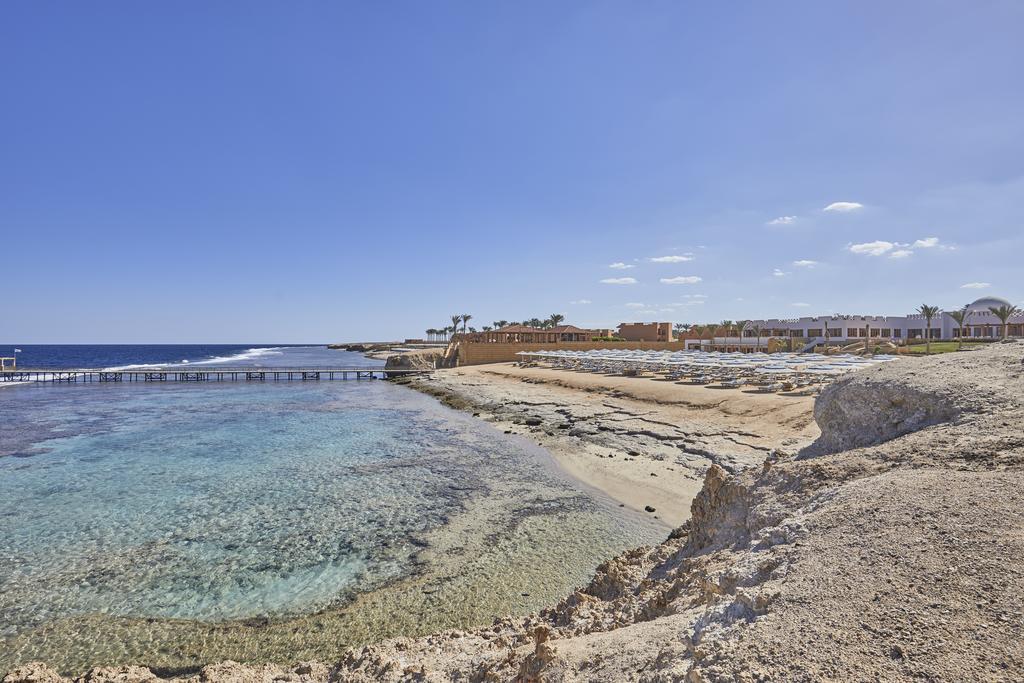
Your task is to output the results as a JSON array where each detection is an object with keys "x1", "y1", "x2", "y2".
[{"x1": 2, "y1": 1, "x2": 1022, "y2": 343}]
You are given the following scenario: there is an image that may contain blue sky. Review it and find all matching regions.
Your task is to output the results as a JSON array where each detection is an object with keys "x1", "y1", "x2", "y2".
[{"x1": 2, "y1": 1, "x2": 1022, "y2": 343}]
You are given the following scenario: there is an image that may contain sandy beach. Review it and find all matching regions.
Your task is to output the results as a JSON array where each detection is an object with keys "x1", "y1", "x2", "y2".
[{"x1": 399, "y1": 363, "x2": 819, "y2": 526}]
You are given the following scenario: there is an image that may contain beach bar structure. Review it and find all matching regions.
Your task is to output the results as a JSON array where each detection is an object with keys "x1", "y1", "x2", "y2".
[{"x1": 0, "y1": 357, "x2": 15, "y2": 372}]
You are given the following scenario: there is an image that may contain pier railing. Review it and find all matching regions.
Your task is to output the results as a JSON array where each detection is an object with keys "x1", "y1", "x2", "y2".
[{"x1": 0, "y1": 366, "x2": 429, "y2": 384}]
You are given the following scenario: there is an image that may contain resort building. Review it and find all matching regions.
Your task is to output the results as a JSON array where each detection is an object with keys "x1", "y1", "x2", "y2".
[
  {"x1": 725, "y1": 296, "x2": 1023, "y2": 351},
  {"x1": 617, "y1": 322, "x2": 674, "y2": 342}
]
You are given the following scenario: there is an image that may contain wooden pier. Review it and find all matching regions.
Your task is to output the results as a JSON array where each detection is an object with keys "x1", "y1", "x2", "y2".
[{"x1": 0, "y1": 367, "x2": 428, "y2": 384}]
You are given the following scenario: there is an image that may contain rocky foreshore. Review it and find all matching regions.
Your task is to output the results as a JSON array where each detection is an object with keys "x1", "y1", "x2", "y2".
[
  {"x1": 391, "y1": 364, "x2": 818, "y2": 524},
  {"x1": 7, "y1": 345, "x2": 1024, "y2": 682}
]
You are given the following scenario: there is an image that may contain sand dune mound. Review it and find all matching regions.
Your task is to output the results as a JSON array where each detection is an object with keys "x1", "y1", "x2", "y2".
[{"x1": 7, "y1": 345, "x2": 1024, "y2": 682}]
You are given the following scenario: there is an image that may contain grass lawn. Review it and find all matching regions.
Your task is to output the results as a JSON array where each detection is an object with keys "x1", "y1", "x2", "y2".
[{"x1": 904, "y1": 341, "x2": 989, "y2": 354}]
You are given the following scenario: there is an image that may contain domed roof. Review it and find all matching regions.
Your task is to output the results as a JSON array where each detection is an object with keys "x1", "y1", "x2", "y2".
[{"x1": 967, "y1": 295, "x2": 1013, "y2": 312}]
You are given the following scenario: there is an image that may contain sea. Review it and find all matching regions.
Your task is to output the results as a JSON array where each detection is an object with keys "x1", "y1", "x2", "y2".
[{"x1": 0, "y1": 345, "x2": 664, "y2": 673}]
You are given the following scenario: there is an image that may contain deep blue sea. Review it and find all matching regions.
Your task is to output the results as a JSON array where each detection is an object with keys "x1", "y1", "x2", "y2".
[
  {"x1": 0, "y1": 344, "x2": 382, "y2": 371},
  {"x1": 0, "y1": 345, "x2": 662, "y2": 673}
]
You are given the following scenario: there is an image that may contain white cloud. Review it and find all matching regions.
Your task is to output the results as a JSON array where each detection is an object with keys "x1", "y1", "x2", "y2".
[
  {"x1": 823, "y1": 201, "x2": 864, "y2": 212},
  {"x1": 569, "y1": 299, "x2": 591, "y2": 305},
  {"x1": 773, "y1": 268, "x2": 789, "y2": 277},
  {"x1": 766, "y1": 216, "x2": 797, "y2": 226},
  {"x1": 791, "y1": 302, "x2": 811, "y2": 307},
  {"x1": 660, "y1": 276, "x2": 703, "y2": 285},
  {"x1": 680, "y1": 294, "x2": 708, "y2": 299},
  {"x1": 649, "y1": 254, "x2": 695, "y2": 263},
  {"x1": 848, "y1": 240, "x2": 895, "y2": 256},
  {"x1": 608, "y1": 262, "x2": 634, "y2": 269},
  {"x1": 850, "y1": 236, "x2": 952, "y2": 259},
  {"x1": 961, "y1": 282, "x2": 991, "y2": 289},
  {"x1": 910, "y1": 236, "x2": 954, "y2": 251},
  {"x1": 625, "y1": 302, "x2": 646, "y2": 308},
  {"x1": 792, "y1": 259, "x2": 818, "y2": 268},
  {"x1": 600, "y1": 277, "x2": 637, "y2": 285}
]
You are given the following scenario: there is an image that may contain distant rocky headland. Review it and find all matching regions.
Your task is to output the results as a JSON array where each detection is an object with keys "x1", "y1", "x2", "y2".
[{"x1": 326, "y1": 342, "x2": 400, "y2": 353}]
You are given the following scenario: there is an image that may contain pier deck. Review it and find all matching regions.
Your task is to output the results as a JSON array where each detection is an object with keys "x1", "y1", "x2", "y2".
[{"x1": 0, "y1": 367, "x2": 427, "y2": 384}]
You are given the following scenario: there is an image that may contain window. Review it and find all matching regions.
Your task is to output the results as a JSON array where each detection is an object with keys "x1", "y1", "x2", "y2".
[
  {"x1": 880, "y1": 328, "x2": 892, "y2": 337},
  {"x1": 807, "y1": 328, "x2": 823, "y2": 337},
  {"x1": 828, "y1": 328, "x2": 843, "y2": 338}
]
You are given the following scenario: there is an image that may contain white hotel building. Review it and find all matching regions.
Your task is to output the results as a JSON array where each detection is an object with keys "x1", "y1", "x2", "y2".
[{"x1": 713, "y1": 296, "x2": 1022, "y2": 351}]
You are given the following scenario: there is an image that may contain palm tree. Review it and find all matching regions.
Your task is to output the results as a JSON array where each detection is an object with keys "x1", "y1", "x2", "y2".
[
  {"x1": 482, "y1": 325, "x2": 493, "y2": 332},
  {"x1": 548, "y1": 313, "x2": 565, "y2": 328},
  {"x1": 989, "y1": 304, "x2": 1021, "y2": 340},
  {"x1": 751, "y1": 324, "x2": 762, "y2": 352},
  {"x1": 945, "y1": 306, "x2": 972, "y2": 351},
  {"x1": 719, "y1": 320, "x2": 732, "y2": 350},
  {"x1": 461, "y1": 314, "x2": 472, "y2": 335},
  {"x1": 450, "y1": 315, "x2": 462, "y2": 341},
  {"x1": 916, "y1": 304, "x2": 940, "y2": 354},
  {"x1": 493, "y1": 320, "x2": 509, "y2": 329},
  {"x1": 734, "y1": 320, "x2": 749, "y2": 351}
]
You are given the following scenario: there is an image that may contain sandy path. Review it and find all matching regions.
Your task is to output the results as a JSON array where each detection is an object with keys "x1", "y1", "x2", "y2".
[{"x1": 402, "y1": 363, "x2": 818, "y2": 526}]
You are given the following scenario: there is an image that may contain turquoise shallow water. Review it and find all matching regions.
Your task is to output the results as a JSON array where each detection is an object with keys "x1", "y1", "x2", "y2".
[
  {"x1": 0, "y1": 348, "x2": 664, "y2": 673},
  {"x1": 2, "y1": 381, "x2": 483, "y2": 628}
]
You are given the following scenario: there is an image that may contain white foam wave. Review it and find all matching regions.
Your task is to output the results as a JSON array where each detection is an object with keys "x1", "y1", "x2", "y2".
[
  {"x1": 103, "y1": 362, "x2": 173, "y2": 371},
  {"x1": 103, "y1": 347, "x2": 286, "y2": 371},
  {"x1": 189, "y1": 347, "x2": 286, "y2": 366}
]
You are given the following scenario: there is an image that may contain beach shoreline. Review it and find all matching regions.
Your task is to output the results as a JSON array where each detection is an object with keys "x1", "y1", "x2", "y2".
[
  {"x1": 7, "y1": 346, "x2": 1023, "y2": 682},
  {"x1": 395, "y1": 362, "x2": 819, "y2": 526}
]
